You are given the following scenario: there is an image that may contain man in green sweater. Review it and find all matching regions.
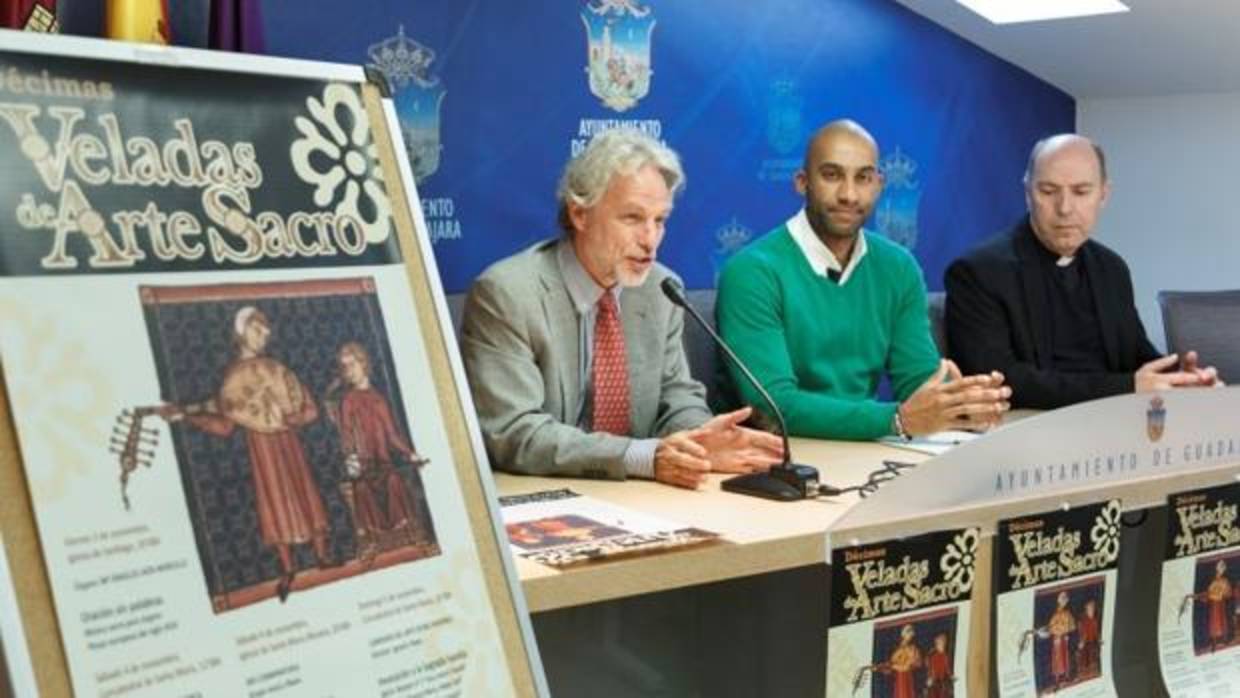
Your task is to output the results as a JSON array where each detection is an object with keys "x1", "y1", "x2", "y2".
[{"x1": 717, "y1": 120, "x2": 1010, "y2": 440}]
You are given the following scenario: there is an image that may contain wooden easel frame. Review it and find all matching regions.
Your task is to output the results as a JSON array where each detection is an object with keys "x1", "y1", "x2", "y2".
[{"x1": 0, "y1": 29, "x2": 546, "y2": 697}]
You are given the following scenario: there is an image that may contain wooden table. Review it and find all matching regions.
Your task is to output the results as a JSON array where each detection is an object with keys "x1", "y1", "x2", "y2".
[
  {"x1": 497, "y1": 437, "x2": 923, "y2": 613},
  {"x1": 498, "y1": 410, "x2": 1240, "y2": 616},
  {"x1": 498, "y1": 438, "x2": 922, "y2": 697},
  {"x1": 498, "y1": 405, "x2": 1240, "y2": 696}
]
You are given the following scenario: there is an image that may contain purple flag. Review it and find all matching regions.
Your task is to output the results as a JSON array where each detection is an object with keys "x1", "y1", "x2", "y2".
[{"x1": 209, "y1": 0, "x2": 263, "y2": 52}]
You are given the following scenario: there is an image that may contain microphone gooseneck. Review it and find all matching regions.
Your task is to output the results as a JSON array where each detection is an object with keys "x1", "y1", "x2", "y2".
[
  {"x1": 660, "y1": 277, "x2": 792, "y2": 469},
  {"x1": 660, "y1": 277, "x2": 827, "y2": 500}
]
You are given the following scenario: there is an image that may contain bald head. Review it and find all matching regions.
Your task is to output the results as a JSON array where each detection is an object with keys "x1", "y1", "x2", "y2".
[
  {"x1": 804, "y1": 119, "x2": 879, "y2": 171},
  {"x1": 1024, "y1": 134, "x2": 1107, "y2": 186},
  {"x1": 1023, "y1": 133, "x2": 1112, "y2": 258},
  {"x1": 796, "y1": 119, "x2": 884, "y2": 244}
]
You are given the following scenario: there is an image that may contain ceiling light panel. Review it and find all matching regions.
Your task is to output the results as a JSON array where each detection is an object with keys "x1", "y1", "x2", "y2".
[{"x1": 955, "y1": 0, "x2": 1130, "y2": 25}]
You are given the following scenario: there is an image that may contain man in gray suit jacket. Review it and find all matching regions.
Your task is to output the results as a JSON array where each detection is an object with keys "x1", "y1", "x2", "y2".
[{"x1": 462, "y1": 130, "x2": 782, "y2": 489}]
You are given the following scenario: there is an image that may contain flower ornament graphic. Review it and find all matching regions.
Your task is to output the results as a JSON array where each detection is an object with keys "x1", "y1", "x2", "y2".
[
  {"x1": 1090, "y1": 500, "x2": 1122, "y2": 562},
  {"x1": 0, "y1": 297, "x2": 115, "y2": 503},
  {"x1": 419, "y1": 550, "x2": 513, "y2": 695},
  {"x1": 290, "y1": 83, "x2": 393, "y2": 244},
  {"x1": 940, "y1": 528, "x2": 980, "y2": 594}
]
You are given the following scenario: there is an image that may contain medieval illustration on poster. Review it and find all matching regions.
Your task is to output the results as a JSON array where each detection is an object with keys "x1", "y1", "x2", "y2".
[
  {"x1": 826, "y1": 527, "x2": 979, "y2": 698},
  {"x1": 499, "y1": 488, "x2": 716, "y2": 568},
  {"x1": 1157, "y1": 483, "x2": 1240, "y2": 697},
  {"x1": 994, "y1": 501, "x2": 1121, "y2": 698},
  {"x1": 0, "y1": 41, "x2": 521, "y2": 697}
]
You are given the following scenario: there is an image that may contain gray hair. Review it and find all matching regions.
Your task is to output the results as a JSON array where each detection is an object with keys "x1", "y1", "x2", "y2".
[
  {"x1": 1023, "y1": 133, "x2": 1108, "y2": 186},
  {"x1": 556, "y1": 129, "x2": 685, "y2": 235}
]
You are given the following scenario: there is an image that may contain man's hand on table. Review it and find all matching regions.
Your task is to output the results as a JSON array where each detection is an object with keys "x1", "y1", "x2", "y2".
[
  {"x1": 654, "y1": 407, "x2": 784, "y2": 489},
  {"x1": 689, "y1": 407, "x2": 784, "y2": 474},
  {"x1": 898, "y1": 360, "x2": 1011, "y2": 436},
  {"x1": 654, "y1": 432, "x2": 712, "y2": 489}
]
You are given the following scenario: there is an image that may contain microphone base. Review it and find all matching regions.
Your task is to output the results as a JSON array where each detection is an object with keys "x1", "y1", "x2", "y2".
[{"x1": 721, "y1": 464, "x2": 820, "y2": 501}]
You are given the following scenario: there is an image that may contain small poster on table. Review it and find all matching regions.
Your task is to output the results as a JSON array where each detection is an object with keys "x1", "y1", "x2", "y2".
[
  {"x1": 994, "y1": 500, "x2": 1121, "y2": 698},
  {"x1": 826, "y1": 527, "x2": 980, "y2": 697},
  {"x1": 1157, "y1": 482, "x2": 1240, "y2": 697},
  {"x1": 498, "y1": 489, "x2": 717, "y2": 568}
]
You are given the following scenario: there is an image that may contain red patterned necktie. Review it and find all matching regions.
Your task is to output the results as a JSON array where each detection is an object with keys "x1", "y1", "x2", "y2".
[{"x1": 591, "y1": 291, "x2": 630, "y2": 434}]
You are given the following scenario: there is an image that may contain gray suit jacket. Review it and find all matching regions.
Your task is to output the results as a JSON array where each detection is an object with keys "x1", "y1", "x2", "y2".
[{"x1": 461, "y1": 238, "x2": 712, "y2": 480}]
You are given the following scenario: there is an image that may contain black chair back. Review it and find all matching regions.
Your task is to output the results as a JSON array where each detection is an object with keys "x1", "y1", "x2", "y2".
[
  {"x1": 927, "y1": 291, "x2": 947, "y2": 356},
  {"x1": 1158, "y1": 289, "x2": 1240, "y2": 383},
  {"x1": 682, "y1": 289, "x2": 727, "y2": 409}
]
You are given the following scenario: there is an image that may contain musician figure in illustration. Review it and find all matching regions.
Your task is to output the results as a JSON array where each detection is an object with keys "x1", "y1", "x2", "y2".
[
  {"x1": 874, "y1": 624, "x2": 922, "y2": 698},
  {"x1": 157, "y1": 306, "x2": 334, "y2": 603},
  {"x1": 1186, "y1": 559, "x2": 1234, "y2": 653},
  {"x1": 924, "y1": 632, "x2": 954, "y2": 698},
  {"x1": 326, "y1": 341, "x2": 429, "y2": 559},
  {"x1": 1075, "y1": 598, "x2": 1101, "y2": 678},
  {"x1": 1039, "y1": 591, "x2": 1077, "y2": 691},
  {"x1": 1233, "y1": 569, "x2": 1240, "y2": 644}
]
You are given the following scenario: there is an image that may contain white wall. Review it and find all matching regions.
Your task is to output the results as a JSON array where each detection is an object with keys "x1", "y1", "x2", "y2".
[{"x1": 1078, "y1": 92, "x2": 1240, "y2": 351}]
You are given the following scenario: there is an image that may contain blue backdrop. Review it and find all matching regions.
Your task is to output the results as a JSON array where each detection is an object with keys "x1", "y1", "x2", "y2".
[{"x1": 261, "y1": 0, "x2": 1074, "y2": 292}]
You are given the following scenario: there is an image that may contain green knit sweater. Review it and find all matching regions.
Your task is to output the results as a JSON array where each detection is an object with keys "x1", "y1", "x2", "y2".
[{"x1": 717, "y1": 224, "x2": 940, "y2": 440}]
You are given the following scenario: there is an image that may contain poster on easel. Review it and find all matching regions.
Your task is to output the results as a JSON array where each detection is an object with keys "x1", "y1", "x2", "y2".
[
  {"x1": 0, "y1": 31, "x2": 544, "y2": 698},
  {"x1": 993, "y1": 500, "x2": 1121, "y2": 698},
  {"x1": 1157, "y1": 483, "x2": 1240, "y2": 697},
  {"x1": 825, "y1": 527, "x2": 980, "y2": 698}
]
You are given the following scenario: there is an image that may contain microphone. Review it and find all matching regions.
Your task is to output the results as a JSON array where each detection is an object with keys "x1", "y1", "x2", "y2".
[{"x1": 660, "y1": 278, "x2": 833, "y2": 501}]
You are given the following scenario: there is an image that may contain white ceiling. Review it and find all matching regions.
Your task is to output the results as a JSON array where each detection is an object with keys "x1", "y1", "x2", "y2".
[{"x1": 892, "y1": 0, "x2": 1240, "y2": 99}]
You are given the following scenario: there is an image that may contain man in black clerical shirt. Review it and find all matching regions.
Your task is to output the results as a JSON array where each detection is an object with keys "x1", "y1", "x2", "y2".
[{"x1": 944, "y1": 134, "x2": 1219, "y2": 409}]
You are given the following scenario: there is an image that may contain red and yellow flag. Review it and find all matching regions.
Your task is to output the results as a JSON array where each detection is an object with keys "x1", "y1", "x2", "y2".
[
  {"x1": 0, "y1": 0, "x2": 59, "y2": 32},
  {"x1": 105, "y1": 0, "x2": 171, "y2": 44}
]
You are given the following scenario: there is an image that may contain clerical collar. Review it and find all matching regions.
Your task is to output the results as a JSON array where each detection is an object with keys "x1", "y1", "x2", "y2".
[
  {"x1": 787, "y1": 208, "x2": 868, "y2": 285},
  {"x1": 1028, "y1": 222, "x2": 1084, "y2": 269},
  {"x1": 557, "y1": 239, "x2": 620, "y2": 315}
]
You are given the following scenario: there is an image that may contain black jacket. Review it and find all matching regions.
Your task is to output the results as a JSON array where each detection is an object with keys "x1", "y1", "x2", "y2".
[{"x1": 944, "y1": 218, "x2": 1160, "y2": 409}]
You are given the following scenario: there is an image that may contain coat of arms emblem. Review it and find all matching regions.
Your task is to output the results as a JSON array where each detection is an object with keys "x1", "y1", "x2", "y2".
[
  {"x1": 875, "y1": 147, "x2": 921, "y2": 250},
  {"x1": 766, "y1": 79, "x2": 804, "y2": 156},
  {"x1": 1147, "y1": 395, "x2": 1166, "y2": 442},
  {"x1": 581, "y1": 0, "x2": 656, "y2": 113},
  {"x1": 711, "y1": 217, "x2": 753, "y2": 283},
  {"x1": 367, "y1": 26, "x2": 446, "y2": 183}
]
